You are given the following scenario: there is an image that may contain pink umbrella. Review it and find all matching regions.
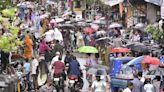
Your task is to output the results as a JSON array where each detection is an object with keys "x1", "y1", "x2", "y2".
[
  {"x1": 142, "y1": 56, "x2": 160, "y2": 65},
  {"x1": 84, "y1": 27, "x2": 95, "y2": 34}
]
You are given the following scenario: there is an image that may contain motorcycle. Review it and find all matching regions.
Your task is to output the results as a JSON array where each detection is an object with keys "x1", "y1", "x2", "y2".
[
  {"x1": 68, "y1": 75, "x2": 80, "y2": 92},
  {"x1": 53, "y1": 74, "x2": 65, "y2": 92}
]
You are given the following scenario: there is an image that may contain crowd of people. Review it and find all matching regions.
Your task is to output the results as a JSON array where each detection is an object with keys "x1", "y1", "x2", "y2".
[{"x1": 123, "y1": 73, "x2": 163, "y2": 92}]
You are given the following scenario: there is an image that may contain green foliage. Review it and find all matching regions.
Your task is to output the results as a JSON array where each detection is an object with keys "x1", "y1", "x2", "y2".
[
  {"x1": 2, "y1": 8, "x2": 15, "y2": 18},
  {"x1": 146, "y1": 24, "x2": 163, "y2": 42},
  {"x1": 0, "y1": 20, "x2": 22, "y2": 53}
]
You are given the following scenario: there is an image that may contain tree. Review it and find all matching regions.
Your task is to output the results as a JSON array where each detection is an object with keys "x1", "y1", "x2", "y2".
[{"x1": 146, "y1": 23, "x2": 164, "y2": 44}]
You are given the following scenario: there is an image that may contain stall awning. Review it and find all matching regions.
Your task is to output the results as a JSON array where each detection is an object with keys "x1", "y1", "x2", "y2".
[
  {"x1": 102, "y1": 0, "x2": 124, "y2": 6},
  {"x1": 144, "y1": 0, "x2": 162, "y2": 6}
]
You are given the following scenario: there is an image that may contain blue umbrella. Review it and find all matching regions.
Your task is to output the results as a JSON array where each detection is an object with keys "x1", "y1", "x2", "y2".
[{"x1": 126, "y1": 56, "x2": 144, "y2": 65}]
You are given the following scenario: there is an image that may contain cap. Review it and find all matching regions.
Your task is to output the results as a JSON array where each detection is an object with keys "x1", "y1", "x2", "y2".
[
  {"x1": 56, "y1": 52, "x2": 60, "y2": 55},
  {"x1": 39, "y1": 56, "x2": 45, "y2": 60}
]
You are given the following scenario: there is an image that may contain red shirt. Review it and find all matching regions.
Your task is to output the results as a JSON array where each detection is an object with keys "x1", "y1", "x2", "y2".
[{"x1": 53, "y1": 61, "x2": 65, "y2": 77}]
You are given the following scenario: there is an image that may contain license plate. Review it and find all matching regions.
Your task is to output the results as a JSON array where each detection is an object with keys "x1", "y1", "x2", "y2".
[
  {"x1": 69, "y1": 80, "x2": 75, "y2": 83},
  {"x1": 54, "y1": 78, "x2": 60, "y2": 81}
]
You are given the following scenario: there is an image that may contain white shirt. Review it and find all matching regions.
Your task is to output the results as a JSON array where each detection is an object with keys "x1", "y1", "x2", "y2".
[
  {"x1": 123, "y1": 88, "x2": 131, "y2": 92},
  {"x1": 144, "y1": 83, "x2": 154, "y2": 92},
  {"x1": 91, "y1": 81, "x2": 106, "y2": 92},
  {"x1": 31, "y1": 59, "x2": 39, "y2": 75}
]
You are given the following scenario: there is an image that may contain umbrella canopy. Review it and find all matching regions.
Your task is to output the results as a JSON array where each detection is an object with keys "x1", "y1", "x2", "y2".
[
  {"x1": 55, "y1": 18, "x2": 64, "y2": 23},
  {"x1": 78, "y1": 46, "x2": 98, "y2": 53},
  {"x1": 91, "y1": 23, "x2": 99, "y2": 30},
  {"x1": 127, "y1": 56, "x2": 160, "y2": 65},
  {"x1": 96, "y1": 31, "x2": 106, "y2": 36},
  {"x1": 87, "y1": 67, "x2": 107, "y2": 76},
  {"x1": 134, "y1": 23, "x2": 145, "y2": 31},
  {"x1": 111, "y1": 47, "x2": 131, "y2": 53},
  {"x1": 127, "y1": 56, "x2": 144, "y2": 65},
  {"x1": 127, "y1": 44, "x2": 150, "y2": 53},
  {"x1": 148, "y1": 68, "x2": 164, "y2": 75},
  {"x1": 108, "y1": 23, "x2": 122, "y2": 29},
  {"x1": 84, "y1": 27, "x2": 95, "y2": 34},
  {"x1": 142, "y1": 56, "x2": 160, "y2": 65}
]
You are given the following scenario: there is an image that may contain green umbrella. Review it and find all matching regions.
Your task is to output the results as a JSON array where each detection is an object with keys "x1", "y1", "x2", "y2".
[{"x1": 78, "y1": 46, "x2": 98, "y2": 53}]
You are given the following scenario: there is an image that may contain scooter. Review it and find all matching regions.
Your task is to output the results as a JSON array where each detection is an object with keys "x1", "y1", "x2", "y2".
[
  {"x1": 53, "y1": 74, "x2": 65, "y2": 92},
  {"x1": 68, "y1": 75, "x2": 80, "y2": 92}
]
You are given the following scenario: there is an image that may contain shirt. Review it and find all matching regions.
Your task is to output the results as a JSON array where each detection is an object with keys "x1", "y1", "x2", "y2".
[
  {"x1": 31, "y1": 59, "x2": 39, "y2": 75},
  {"x1": 123, "y1": 88, "x2": 132, "y2": 92},
  {"x1": 50, "y1": 55, "x2": 59, "y2": 71},
  {"x1": 91, "y1": 81, "x2": 106, "y2": 92},
  {"x1": 53, "y1": 61, "x2": 65, "y2": 77},
  {"x1": 131, "y1": 78, "x2": 143, "y2": 92},
  {"x1": 69, "y1": 60, "x2": 81, "y2": 77},
  {"x1": 24, "y1": 62, "x2": 30, "y2": 74},
  {"x1": 144, "y1": 83, "x2": 154, "y2": 92},
  {"x1": 39, "y1": 84, "x2": 53, "y2": 92}
]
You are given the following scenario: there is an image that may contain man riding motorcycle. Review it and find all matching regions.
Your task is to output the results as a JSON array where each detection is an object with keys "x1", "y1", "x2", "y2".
[
  {"x1": 68, "y1": 56, "x2": 83, "y2": 91},
  {"x1": 52, "y1": 57, "x2": 66, "y2": 81}
]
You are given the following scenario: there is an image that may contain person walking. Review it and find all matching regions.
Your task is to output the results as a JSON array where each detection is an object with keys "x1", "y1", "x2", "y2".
[
  {"x1": 39, "y1": 79, "x2": 53, "y2": 92},
  {"x1": 144, "y1": 78, "x2": 155, "y2": 92},
  {"x1": 153, "y1": 76, "x2": 161, "y2": 92},
  {"x1": 39, "y1": 39, "x2": 51, "y2": 55},
  {"x1": 31, "y1": 55, "x2": 39, "y2": 91},
  {"x1": 23, "y1": 59, "x2": 31, "y2": 91},
  {"x1": 91, "y1": 75, "x2": 108, "y2": 92},
  {"x1": 24, "y1": 35, "x2": 33, "y2": 59},
  {"x1": 131, "y1": 74, "x2": 144, "y2": 92},
  {"x1": 123, "y1": 82, "x2": 134, "y2": 92}
]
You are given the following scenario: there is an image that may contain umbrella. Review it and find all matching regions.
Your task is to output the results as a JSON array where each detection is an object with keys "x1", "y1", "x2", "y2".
[
  {"x1": 91, "y1": 23, "x2": 99, "y2": 30},
  {"x1": 126, "y1": 56, "x2": 144, "y2": 65},
  {"x1": 87, "y1": 67, "x2": 107, "y2": 76},
  {"x1": 127, "y1": 56, "x2": 160, "y2": 65},
  {"x1": 148, "y1": 68, "x2": 164, "y2": 75},
  {"x1": 55, "y1": 18, "x2": 64, "y2": 23},
  {"x1": 84, "y1": 27, "x2": 95, "y2": 34},
  {"x1": 96, "y1": 31, "x2": 106, "y2": 36},
  {"x1": 93, "y1": 20, "x2": 106, "y2": 25},
  {"x1": 58, "y1": 24, "x2": 74, "y2": 29},
  {"x1": 134, "y1": 23, "x2": 145, "y2": 31},
  {"x1": 78, "y1": 46, "x2": 98, "y2": 53},
  {"x1": 111, "y1": 47, "x2": 131, "y2": 53},
  {"x1": 142, "y1": 56, "x2": 160, "y2": 65},
  {"x1": 127, "y1": 44, "x2": 150, "y2": 53},
  {"x1": 108, "y1": 23, "x2": 122, "y2": 29}
]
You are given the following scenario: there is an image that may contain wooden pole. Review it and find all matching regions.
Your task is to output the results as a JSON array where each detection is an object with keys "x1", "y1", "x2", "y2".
[{"x1": 17, "y1": 81, "x2": 20, "y2": 92}]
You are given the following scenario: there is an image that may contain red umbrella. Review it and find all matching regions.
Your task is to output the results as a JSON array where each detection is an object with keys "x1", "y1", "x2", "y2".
[
  {"x1": 142, "y1": 56, "x2": 160, "y2": 65},
  {"x1": 84, "y1": 27, "x2": 95, "y2": 34},
  {"x1": 111, "y1": 47, "x2": 131, "y2": 53}
]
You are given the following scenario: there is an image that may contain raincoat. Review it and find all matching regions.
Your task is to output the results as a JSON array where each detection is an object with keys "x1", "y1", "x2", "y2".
[{"x1": 24, "y1": 35, "x2": 33, "y2": 59}]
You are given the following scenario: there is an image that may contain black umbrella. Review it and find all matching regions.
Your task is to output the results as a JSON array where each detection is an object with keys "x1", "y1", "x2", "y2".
[
  {"x1": 126, "y1": 43, "x2": 150, "y2": 53},
  {"x1": 148, "y1": 68, "x2": 164, "y2": 76}
]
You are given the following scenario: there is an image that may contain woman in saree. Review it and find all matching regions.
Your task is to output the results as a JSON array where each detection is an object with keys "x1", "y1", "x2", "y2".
[{"x1": 24, "y1": 35, "x2": 33, "y2": 59}]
